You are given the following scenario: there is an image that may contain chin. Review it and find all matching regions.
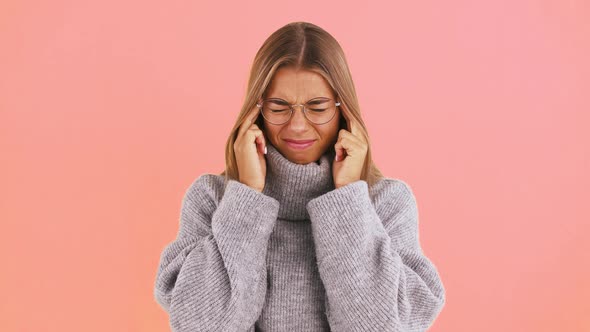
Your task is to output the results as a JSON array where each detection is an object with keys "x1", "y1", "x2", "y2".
[{"x1": 287, "y1": 150, "x2": 322, "y2": 165}]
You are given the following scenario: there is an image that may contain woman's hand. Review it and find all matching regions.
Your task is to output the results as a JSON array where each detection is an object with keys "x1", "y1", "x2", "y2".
[
  {"x1": 332, "y1": 111, "x2": 368, "y2": 189},
  {"x1": 234, "y1": 104, "x2": 268, "y2": 192}
]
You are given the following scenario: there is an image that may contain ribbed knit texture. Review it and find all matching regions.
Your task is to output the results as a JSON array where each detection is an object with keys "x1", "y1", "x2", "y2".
[{"x1": 154, "y1": 143, "x2": 446, "y2": 331}]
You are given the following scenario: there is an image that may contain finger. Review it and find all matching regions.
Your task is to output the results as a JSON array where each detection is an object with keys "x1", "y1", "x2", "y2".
[
  {"x1": 248, "y1": 127, "x2": 267, "y2": 155},
  {"x1": 237, "y1": 104, "x2": 261, "y2": 139},
  {"x1": 255, "y1": 127, "x2": 267, "y2": 155},
  {"x1": 341, "y1": 128, "x2": 364, "y2": 148},
  {"x1": 339, "y1": 123, "x2": 364, "y2": 148},
  {"x1": 259, "y1": 130, "x2": 267, "y2": 155},
  {"x1": 349, "y1": 116, "x2": 357, "y2": 136},
  {"x1": 343, "y1": 108, "x2": 359, "y2": 137},
  {"x1": 334, "y1": 139, "x2": 347, "y2": 162}
]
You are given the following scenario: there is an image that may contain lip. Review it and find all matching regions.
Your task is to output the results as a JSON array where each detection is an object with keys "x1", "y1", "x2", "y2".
[
  {"x1": 284, "y1": 139, "x2": 316, "y2": 143},
  {"x1": 284, "y1": 139, "x2": 316, "y2": 150}
]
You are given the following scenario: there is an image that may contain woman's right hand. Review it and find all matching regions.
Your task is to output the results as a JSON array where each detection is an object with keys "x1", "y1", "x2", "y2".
[{"x1": 234, "y1": 104, "x2": 268, "y2": 192}]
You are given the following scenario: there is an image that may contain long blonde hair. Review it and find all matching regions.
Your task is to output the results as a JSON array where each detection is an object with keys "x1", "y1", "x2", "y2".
[{"x1": 220, "y1": 21, "x2": 385, "y2": 187}]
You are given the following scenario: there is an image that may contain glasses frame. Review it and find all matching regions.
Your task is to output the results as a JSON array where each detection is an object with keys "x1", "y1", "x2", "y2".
[{"x1": 256, "y1": 97, "x2": 341, "y2": 125}]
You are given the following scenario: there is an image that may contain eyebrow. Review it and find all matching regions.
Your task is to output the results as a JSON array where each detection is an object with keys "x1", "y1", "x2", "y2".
[{"x1": 266, "y1": 96, "x2": 331, "y2": 103}]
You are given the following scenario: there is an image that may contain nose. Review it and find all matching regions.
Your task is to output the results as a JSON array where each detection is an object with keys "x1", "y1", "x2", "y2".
[{"x1": 287, "y1": 105, "x2": 309, "y2": 129}]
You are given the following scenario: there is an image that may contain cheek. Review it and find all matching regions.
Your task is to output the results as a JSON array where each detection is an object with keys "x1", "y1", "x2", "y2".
[
  {"x1": 322, "y1": 125, "x2": 340, "y2": 144},
  {"x1": 265, "y1": 127, "x2": 281, "y2": 144}
]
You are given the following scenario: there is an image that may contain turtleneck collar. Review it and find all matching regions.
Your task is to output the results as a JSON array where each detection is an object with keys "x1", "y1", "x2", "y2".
[{"x1": 262, "y1": 143, "x2": 336, "y2": 221}]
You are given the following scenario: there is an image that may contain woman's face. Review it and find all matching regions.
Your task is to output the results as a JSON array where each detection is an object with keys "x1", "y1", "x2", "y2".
[{"x1": 260, "y1": 66, "x2": 342, "y2": 164}]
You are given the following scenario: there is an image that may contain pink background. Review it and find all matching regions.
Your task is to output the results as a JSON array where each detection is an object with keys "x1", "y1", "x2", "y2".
[{"x1": 1, "y1": 0, "x2": 588, "y2": 331}]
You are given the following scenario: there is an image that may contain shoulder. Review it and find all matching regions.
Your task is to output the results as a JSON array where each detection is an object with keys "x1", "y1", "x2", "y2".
[
  {"x1": 369, "y1": 177, "x2": 417, "y2": 207},
  {"x1": 175, "y1": 173, "x2": 227, "y2": 236},
  {"x1": 368, "y1": 177, "x2": 419, "y2": 228},
  {"x1": 181, "y1": 173, "x2": 227, "y2": 214}
]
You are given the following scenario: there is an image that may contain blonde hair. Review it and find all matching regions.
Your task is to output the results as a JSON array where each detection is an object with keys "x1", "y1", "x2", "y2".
[{"x1": 220, "y1": 21, "x2": 385, "y2": 187}]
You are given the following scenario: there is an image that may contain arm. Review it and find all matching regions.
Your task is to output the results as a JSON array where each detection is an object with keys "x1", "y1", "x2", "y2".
[
  {"x1": 154, "y1": 175, "x2": 279, "y2": 332},
  {"x1": 306, "y1": 179, "x2": 445, "y2": 332}
]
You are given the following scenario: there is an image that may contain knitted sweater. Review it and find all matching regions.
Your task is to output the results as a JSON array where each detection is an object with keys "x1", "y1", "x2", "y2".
[{"x1": 154, "y1": 143, "x2": 446, "y2": 331}]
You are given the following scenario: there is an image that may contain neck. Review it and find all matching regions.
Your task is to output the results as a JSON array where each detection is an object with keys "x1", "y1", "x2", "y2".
[{"x1": 262, "y1": 143, "x2": 335, "y2": 221}]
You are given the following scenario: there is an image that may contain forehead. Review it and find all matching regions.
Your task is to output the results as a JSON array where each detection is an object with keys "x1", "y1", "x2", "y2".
[{"x1": 265, "y1": 67, "x2": 334, "y2": 102}]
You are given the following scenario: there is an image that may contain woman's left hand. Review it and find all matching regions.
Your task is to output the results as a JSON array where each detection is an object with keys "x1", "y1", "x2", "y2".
[{"x1": 332, "y1": 111, "x2": 368, "y2": 189}]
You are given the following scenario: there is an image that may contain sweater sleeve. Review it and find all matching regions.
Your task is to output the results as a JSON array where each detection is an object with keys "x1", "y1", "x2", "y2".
[
  {"x1": 154, "y1": 175, "x2": 279, "y2": 332},
  {"x1": 306, "y1": 179, "x2": 445, "y2": 332}
]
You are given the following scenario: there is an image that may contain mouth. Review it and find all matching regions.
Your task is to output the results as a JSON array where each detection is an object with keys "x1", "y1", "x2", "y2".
[
  {"x1": 283, "y1": 139, "x2": 316, "y2": 150},
  {"x1": 284, "y1": 138, "x2": 316, "y2": 143}
]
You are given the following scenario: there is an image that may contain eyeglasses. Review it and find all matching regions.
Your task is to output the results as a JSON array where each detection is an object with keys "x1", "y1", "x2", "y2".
[{"x1": 256, "y1": 97, "x2": 340, "y2": 125}]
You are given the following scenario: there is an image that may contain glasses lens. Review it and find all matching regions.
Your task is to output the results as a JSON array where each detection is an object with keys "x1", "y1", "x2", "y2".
[
  {"x1": 304, "y1": 99, "x2": 336, "y2": 124},
  {"x1": 262, "y1": 99, "x2": 337, "y2": 124},
  {"x1": 262, "y1": 100, "x2": 291, "y2": 124}
]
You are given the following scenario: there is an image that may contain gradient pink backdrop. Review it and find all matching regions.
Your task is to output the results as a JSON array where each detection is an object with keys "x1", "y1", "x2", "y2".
[{"x1": 1, "y1": 0, "x2": 588, "y2": 331}]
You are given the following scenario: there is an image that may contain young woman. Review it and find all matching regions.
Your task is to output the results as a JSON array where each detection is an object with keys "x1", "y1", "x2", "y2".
[{"x1": 154, "y1": 21, "x2": 446, "y2": 332}]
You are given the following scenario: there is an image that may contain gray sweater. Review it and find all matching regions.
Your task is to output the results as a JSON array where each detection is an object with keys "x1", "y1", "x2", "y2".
[{"x1": 154, "y1": 143, "x2": 446, "y2": 331}]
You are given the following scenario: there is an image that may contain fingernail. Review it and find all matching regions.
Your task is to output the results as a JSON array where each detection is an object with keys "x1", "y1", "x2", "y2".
[
  {"x1": 264, "y1": 146, "x2": 267, "y2": 154},
  {"x1": 335, "y1": 155, "x2": 339, "y2": 161}
]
